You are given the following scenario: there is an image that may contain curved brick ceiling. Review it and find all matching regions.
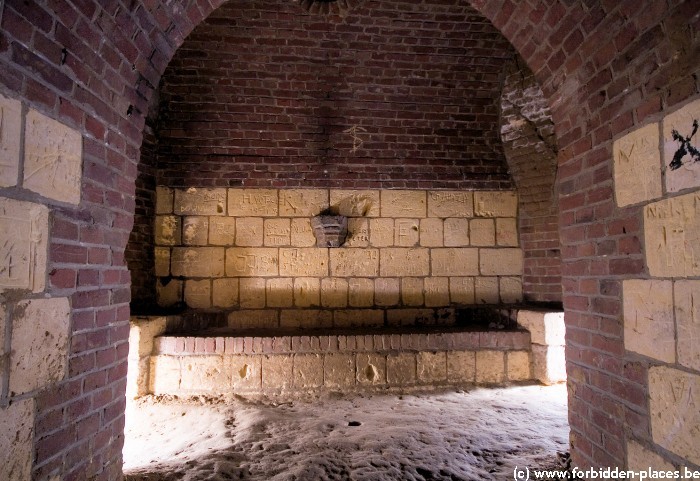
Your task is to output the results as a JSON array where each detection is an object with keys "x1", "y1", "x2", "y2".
[{"x1": 155, "y1": 0, "x2": 517, "y2": 190}]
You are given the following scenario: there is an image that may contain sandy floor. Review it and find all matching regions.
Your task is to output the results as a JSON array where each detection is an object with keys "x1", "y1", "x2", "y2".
[{"x1": 123, "y1": 384, "x2": 569, "y2": 481}]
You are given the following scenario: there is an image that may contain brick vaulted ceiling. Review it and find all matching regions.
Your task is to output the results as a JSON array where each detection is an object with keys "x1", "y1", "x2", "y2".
[{"x1": 154, "y1": 0, "x2": 517, "y2": 190}]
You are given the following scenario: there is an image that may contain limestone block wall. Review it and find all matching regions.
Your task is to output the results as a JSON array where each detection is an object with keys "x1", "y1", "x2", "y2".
[
  {"x1": 613, "y1": 97, "x2": 700, "y2": 469},
  {"x1": 154, "y1": 188, "x2": 523, "y2": 329}
]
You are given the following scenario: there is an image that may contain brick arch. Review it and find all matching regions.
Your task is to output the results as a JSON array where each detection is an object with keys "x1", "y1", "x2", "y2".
[{"x1": 0, "y1": 0, "x2": 697, "y2": 479}]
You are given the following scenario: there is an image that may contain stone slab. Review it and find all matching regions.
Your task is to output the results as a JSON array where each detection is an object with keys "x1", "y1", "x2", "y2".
[
  {"x1": 228, "y1": 189, "x2": 278, "y2": 216},
  {"x1": 235, "y1": 217, "x2": 264, "y2": 246},
  {"x1": 238, "y1": 278, "x2": 266, "y2": 308},
  {"x1": 156, "y1": 279, "x2": 182, "y2": 307},
  {"x1": 387, "y1": 353, "x2": 416, "y2": 384},
  {"x1": 226, "y1": 248, "x2": 278, "y2": 277},
  {"x1": 182, "y1": 216, "x2": 208, "y2": 246},
  {"x1": 228, "y1": 310, "x2": 278, "y2": 330},
  {"x1": 506, "y1": 351, "x2": 531, "y2": 381},
  {"x1": 369, "y1": 218, "x2": 395, "y2": 247},
  {"x1": 431, "y1": 248, "x2": 479, "y2": 276},
  {"x1": 381, "y1": 190, "x2": 426, "y2": 218},
  {"x1": 213, "y1": 278, "x2": 239, "y2": 308},
  {"x1": 424, "y1": 277, "x2": 449, "y2": 307},
  {"x1": 427, "y1": 191, "x2": 473, "y2": 218},
  {"x1": 644, "y1": 192, "x2": 700, "y2": 277},
  {"x1": 447, "y1": 351, "x2": 476, "y2": 383},
  {"x1": 180, "y1": 355, "x2": 230, "y2": 392},
  {"x1": 474, "y1": 277, "x2": 499, "y2": 304},
  {"x1": 262, "y1": 355, "x2": 293, "y2": 390},
  {"x1": 479, "y1": 248, "x2": 523, "y2": 276},
  {"x1": 9, "y1": 297, "x2": 70, "y2": 395},
  {"x1": 334, "y1": 309, "x2": 384, "y2": 328},
  {"x1": 209, "y1": 217, "x2": 236, "y2": 245},
  {"x1": 475, "y1": 350, "x2": 505, "y2": 383},
  {"x1": 649, "y1": 366, "x2": 700, "y2": 465},
  {"x1": 449, "y1": 277, "x2": 475, "y2": 304},
  {"x1": 344, "y1": 218, "x2": 370, "y2": 247},
  {"x1": 374, "y1": 277, "x2": 400, "y2": 307},
  {"x1": 293, "y1": 354, "x2": 324, "y2": 388},
  {"x1": 330, "y1": 190, "x2": 379, "y2": 217},
  {"x1": 184, "y1": 279, "x2": 211, "y2": 308},
  {"x1": 417, "y1": 351, "x2": 447, "y2": 383},
  {"x1": 380, "y1": 248, "x2": 429, "y2": 277},
  {"x1": 279, "y1": 248, "x2": 328, "y2": 277},
  {"x1": 401, "y1": 277, "x2": 424, "y2": 306},
  {"x1": 231, "y1": 355, "x2": 262, "y2": 391},
  {"x1": 469, "y1": 219, "x2": 495, "y2": 247},
  {"x1": 156, "y1": 187, "x2": 173, "y2": 214},
  {"x1": 154, "y1": 247, "x2": 170, "y2": 276},
  {"x1": 626, "y1": 439, "x2": 675, "y2": 475},
  {"x1": 0, "y1": 398, "x2": 34, "y2": 481},
  {"x1": 674, "y1": 280, "x2": 700, "y2": 371},
  {"x1": 613, "y1": 123, "x2": 663, "y2": 207},
  {"x1": 419, "y1": 218, "x2": 444, "y2": 247},
  {"x1": 356, "y1": 353, "x2": 386, "y2": 385},
  {"x1": 280, "y1": 309, "x2": 333, "y2": 329},
  {"x1": 0, "y1": 197, "x2": 49, "y2": 292},
  {"x1": 531, "y1": 345, "x2": 566, "y2": 385},
  {"x1": 330, "y1": 249, "x2": 379, "y2": 277},
  {"x1": 290, "y1": 218, "x2": 317, "y2": 247},
  {"x1": 499, "y1": 277, "x2": 522, "y2": 303},
  {"x1": 622, "y1": 279, "x2": 675, "y2": 363},
  {"x1": 279, "y1": 189, "x2": 328, "y2": 217},
  {"x1": 24, "y1": 109, "x2": 82, "y2": 204},
  {"x1": 155, "y1": 215, "x2": 181, "y2": 246},
  {"x1": 324, "y1": 353, "x2": 355, "y2": 388},
  {"x1": 474, "y1": 191, "x2": 517, "y2": 218},
  {"x1": 264, "y1": 218, "x2": 291, "y2": 246},
  {"x1": 266, "y1": 278, "x2": 294, "y2": 307},
  {"x1": 394, "y1": 219, "x2": 420, "y2": 246},
  {"x1": 172, "y1": 247, "x2": 225, "y2": 277},
  {"x1": 0, "y1": 94, "x2": 22, "y2": 188},
  {"x1": 321, "y1": 278, "x2": 348, "y2": 308},
  {"x1": 149, "y1": 355, "x2": 181, "y2": 394},
  {"x1": 0, "y1": 303, "x2": 5, "y2": 390},
  {"x1": 443, "y1": 218, "x2": 470, "y2": 247},
  {"x1": 663, "y1": 99, "x2": 700, "y2": 193},
  {"x1": 495, "y1": 218, "x2": 519, "y2": 246},
  {"x1": 348, "y1": 278, "x2": 374, "y2": 307},
  {"x1": 293, "y1": 277, "x2": 321, "y2": 307},
  {"x1": 174, "y1": 188, "x2": 226, "y2": 215},
  {"x1": 517, "y1": 310, "x2": 566, "y2": 346}
]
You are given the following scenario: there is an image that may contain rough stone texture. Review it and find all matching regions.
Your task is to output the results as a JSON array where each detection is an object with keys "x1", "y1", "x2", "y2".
[
  {"x1": 649, "y1": 366, "x2": 700, "y2": 465},
  {"x1": 447, "y1": 351, "x2": 476, "y2": 383},
  {"x1": 428, "y1": 191, "x2": 473, "y2": 218},
  {"x1": 626, "y1": 440, "x2": 675, "y2": 475},
  {"x1": 228, "y1": 310, "x2": 277, "y2": 329},
  {"x1": 417, "y1": 351, "x2": 447, "y2": 383},
  {"x1": 374, "y1": 278, "x2": 400, "y2": 306},
  {"x1": 431, "y1": 248, "x2": 479, "y2": 276},
  {"x1": 356, "y1": 353, "x2": 386, "y2": 385},
  {"x1": 156, "y1": 187, "x2": 174, "y2": 214},
  {"x1": 381, "y1": 191, "x2": 426, "y2": 218},
  {"x1": 369, "y1": 218, "x2": 396, "y2": 247},
  {"x1": 180, "y1": 356, "x2": 230, "y2": 392},
  {"x1": 213, "y1": 278, "x2": 239, "y2": 308},
  {"x1": 613, "y1": 123, "x2": 663, "y2": 207},
  {"x1": 424, "y1": 277, "x2": 450, "y2": 307},
  {"x1": 506, "y1": 351, "x2": 531, "y2": 381},
  {"x1": 475, "y1": 351, "x2": 505, "y2": 383},
  {"x1": 171, "y1": 247, "x2": 225, "y2": 278},
  {"x1": 622, "y1": 279, "x2": 675, "y2": 363},
  {"x1": 264, "y1": 218, "x2": 291, "y2": 247},
  {"x1": 266, "y1": 278, "x2": 294, "y2": 307},
  {"x1": 293, "y1": 354, "x2": 324, "y2": 388},
  {"x1": 182, "y1": 216, "x2": 208, "y2": 245},
  {"x1": 321, "y1": 278, "x2": 348, "y2": 308},
  {"x1": 0, "y1": 197, "x2": 49, "y2": 293},
  {"x1": 0, "y1": 398, "x2": 34, "y2": 481},
  {"x1": 324, "y1": 354, "x2": 355, "y2": 388},
  {"x1": 443, "y1": 218, "x2": 470, "y2": 247},
  {"x1": 0, "y1": 303, "x2": 5, "y2": 389},
  {"x1": 9, "y1": 297, "x2": 70, "y2": 396},
  {"x1": 402, "y1": 277, "x2": 424, "y2": 306},
  {"x1": 239, "y1": 278, "x2": 266, "y2": 308},
  {"x1": 380, "y1": 248, "x2": 429, "y2": 277},
  {"x1": 184, "y1": 279, "x2": 211, "y2": 308},
  {"x1": 262, "y1": 355, "x2": 293, "y2": 390},
  {"x1": 499, "y1": 277, "x2": 523, "y2": 303},
  {"x1": 348, "y1": 278, "x2": 374, "y2": 307},
  {"x1": 330, "y1": 249, "x2": 379, "y2": 277},
  {"x1": 474, "y1": 192, "x2": 517, "y2": 217},
  {"x1": 531, "y1": 345, "x2": 566, "y2": 385},
  {"x1": 127, "y1": 317, "x2": 167, "y2": 398},
  {"x1": 281, "y1": 310, "x2": 332, "y2": 329},
  {"x1": 235, "y1": 217, "x2": 264, "y2": 247},
  {"x1": 663, "y1": 99, "x2": 700, "y2": 193},
  {"x1": 450, "y1": 277, "x2": 475, "y2": 304},
  {"x1": 231, "y1": 355, "x2": 262, "y2": 391},
  {"x1": 290, "y1": 218, "x2": 316, "y2": 247},
  {"x1": 294, "y1": 277, "x2": 321, "y2": 307},
  {"x1": 495, "y1": 218, "x2": 519, "y2": 247},
  {"x1": 228, "y1": 189, "x2": 277, "y2": 216},
  {"x1": 419, "y1": 218, "x2": 444, "y2": 247},
  {"x1": 280, "y1": 189, "x2": 328, "y2": 217},
  {"x1": 675, "y1": 280, "x2": 700, "y2": 371},
  {"x1": 209, "y1": 217, "x2": 236, "y2": 245},
  {"x1": 474, "y1": 277, "x2": 499, "y2": 304},
  {"x1": 387, "y1": 353, "x2": 416, "y2": 385},
  {"x1": 517, "y1": 310, "x2": 566, "y2": 346},
  {"x1": 644, "y1": 192, "x2": 700, "y2": 277},
  {"x1": 394, "y1": 219, "x2": 420, "y2": 247},
  {"x1": 330, "y1": 190, "x2": 380, "y2": 217},
  {"x1": 155, "y1": 215, "x2": 181, "y2": 245},
  {"x1": 149, "y1": 355, "x2": 181, "y2": 394},
  {"x1": 174, "y1": 188, "x2": 226, "y2": 215},
  {"x1": 0, "y1": 94, "x2": 21, "y2": 187},
  {"x1": 279, "y1": 248, "x2": 328, "y2": 277},
  {"x1": 154, "y1": 247, "x2": 170, "y2": 276},
  {"x1": 469, "y1": 219, "x2": 495, "y2": 247},
  {"x1": 157, "y1": 279, "x2": 183, "y2": 306},
  {"x1": 23, "y1": 109, "x2": 82, "y2": 204},
  {"x1": 479, "y1": 248, "x2": 523, "y2": 276}
]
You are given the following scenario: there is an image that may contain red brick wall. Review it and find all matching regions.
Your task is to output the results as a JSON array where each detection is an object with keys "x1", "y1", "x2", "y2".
[
  {"x1": 156, "y1": 0, "x2": 515, "y2": 190},
  {"x1": 500, "y1": 57, "x2": 561, "y2": 305}
]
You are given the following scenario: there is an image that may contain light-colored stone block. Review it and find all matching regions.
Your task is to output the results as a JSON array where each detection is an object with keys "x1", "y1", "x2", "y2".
[
  {"x1": 279, "y1": 189, "x2": 328, "y2": 217},
  {"x1": 0, "y1": 94, "x2": 22, "y2": 188},
  {"x1": 184, "y1": 279, "x2": 211, "y2": 308},
  {"x1": 172, "y1": 247, "x2": 225, "y2": 277},
  {"x1": 357, "y1": 353, "x2": 386, "y2": 385},
  {"x1": 369, "y1": 218, "x2": 395, "y2": 247},
  {"x1": 0, "y1": 197, "x2": 49, "y2": 292},
  {"x1": 330, "y1": 249, "x2": 379, "y2": 277},
  {"x1": 674, "y1": 280, "x2": 700, "y2": 371},
  {"x1": 280, "y1": 310, "x2": 332, "y2": 329},
  {"x1": 155, "y1": 215, "x2": 181, "y2": 246},
  {"x1": 419, "y1": 218, "x2": 443, "y2": 247},
  {"x1": 266, "y1": 278, "x2": 294, "y2": 307},
  {"x1": 293, "y1": 354, "x2": 324, "y2": 388},
  {"x1": 380, "y1": 248, "x2": 429, "y2": 277},
  {"x1": 228, "y1": 188, "x2": 278, "y2": 216},
  {"x1": 227, "y1": 310, "x2": 278, "y2": 329},
  {"x1": 0, "y1": 303, "x2": 5, "y2": 388},
  {"x1": 431, "y1": 248, "x2": 479, "y2": 276},
  {"x1": 381, "y1": 190, "x2": 426, "y2": 218},
  {"x1": 156, "y1": 279, "x2": 182, "y2": 307},
  {"x1": 9, "y1": 297, "x2": 70, "y2": 395},
  {"x1": 517, "y1": 310, "x2": 566, "y2": 346},
  {"x1": 226, "y1": 247, "x2": 278, "y2": 277},
  {"x1": 444, "y1": 218, "x2": 470, "y2": 247},
  {"x1": 321, "y1": 278, "x2": 348, "y2": 308},
  {"x1": 663, "y1": 99, "x2": 700, "y2": 193},
  {"x1": 279, "y1": 248, "x2": 328, "y2": 277},
  {"x1": 155, "y1": 186, "x2": 173, "y2": 214},
  {"x1": 174, "y1": 188, "x2": 226, "y2": 215},
  {"x1": 479, "y1": 248, "x2": 523, "y2": 275},
  {"x1": 231, "y1": 355, "x2": 262, "y2": 391},
  {"x1": 417, "y1": 351, "x2": 447, "y2": 383},
  {"x1": 470, "y1": 219, "x2": 495, "y2": 246},
  {"x1": 506, "y1": 351, "x2": 531, "y2": 381},
  {"x1": 649, "y1": 366, "x2": 700, "y2": 465},
  {"x1": 290, "y1": 218, "x2": 316, "y2": 247},
  {"x1": 500, "y1": 277, "x2": 523, "y2": 303},
  {"x1": 24, "y1": 109, "x2": 82, "y2": 204},
  {"x1": 239, "y1": 278, "x2": 266, "y2": 309},
  {"x1": 375, "y1": 277, "x2": 400, "y2": 306},
  {"x1": 344, "y1": 218, "x2": 370, "y2": 247},
  {"x1": 394, "y1": 219, "x2": 420, "y2": 246},
  {"x1": 294, "y1": 277, "x2": 320, "y2": 307},
  {"x1": 475, "y1": 351, "x2": 505, "y2": 383},
  {"x1": 182, "y1": 216, "x2": 208, "y2": 246},
  {"x1": 324, "y1": 354, "x2": 355, "y2": 388},
  {"x1": 474, "y1": 277, "x2": 499, "y2": 304},
  {"x1": 613, "y1": 123, "x2": 663, "y2": 206},
  {"x1": 0, "y1": 398, "x2": 34, "y2": 481},
  {"x1": 496, "y1": 218, "x2": 519, "y2": 246},
  {"x1": 447, "y1": 351, "x2": 476, "y2": 383},
  {"x1": 427, "y1": 191, "x2": 473, "y2": 218},
  {"x1": 213, "y1": 278, "x2": 239, "y2": 308},
  {"x1": 424, "y1": 277, "x2": 449, "y2": 307},
  {"x1": 387, "y1": 353, "x2": 416, "y2": 385},
  {"x1": 644, "y1": 192, "x2": 700, "y2": 277},
  {"x1": 208, "y1": 217, "x2": 236, "y2": 246},
  {"x1": 531, "y1": 345, "x2": 567, "y2": 385},
  {"x1": 348, "y1": 278, "x2": 374, "y2": 307},
  {"x1": 264, "y1": 218, "x2": 291, "y2": 246},
  {"x1": 180, "y1": 356, "x2": 230, "y2": 392},
  {"x1": 235, "y1": 217, "x2": 264, "y2": 246},
  {"x1": 450, "y1": 277, "x2": 475, "y2": 304},
  {"x1": 334, "y1": 309, "x2": 383, "y2": 328},
  {"x1": 626, "y1": 440, "x2": 675, "y2": 475},
  {"x1": 262, "y1": 355, "x2": 293, "y2": 390},
  {"x1": 474, "y1": 191, "x2": 517, "y2": 217},
  {"x1": 330, "y1": 190, "x2": 380, "y2": 217},
  {"x1": 402, "y1": 277, "x2": 424, "y2": 306},
  {"x1": 623, "y1": 279, "x2": 675, "y2": 363},
  {"x1": 149, "y1": 355, "x2": 181, "y2": 394},
  {"x1": 154, "y1": 247, "x2": 170, "y2": 276}
]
